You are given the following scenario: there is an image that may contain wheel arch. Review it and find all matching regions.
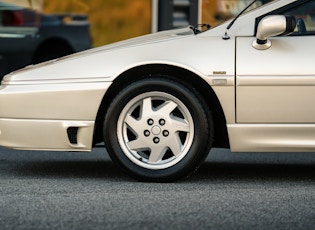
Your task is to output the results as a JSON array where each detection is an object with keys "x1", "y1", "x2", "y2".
[{"x1": 93, "y1": 64, "x2": 230, "y2": 148}]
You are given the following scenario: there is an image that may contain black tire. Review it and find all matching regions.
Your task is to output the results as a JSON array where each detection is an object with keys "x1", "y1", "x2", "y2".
[{"x1": 104, "y1": 76, "x2": 213, "y2": 182}]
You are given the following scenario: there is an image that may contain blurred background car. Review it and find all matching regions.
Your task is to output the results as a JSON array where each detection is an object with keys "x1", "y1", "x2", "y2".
[{"x1": 0, "y1": 0, "x2": 91, "y2": 78}]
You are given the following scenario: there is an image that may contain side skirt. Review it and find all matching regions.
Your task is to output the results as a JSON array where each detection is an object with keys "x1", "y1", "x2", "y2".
[{"x1": 228, "y1": 124, "x2": 315, "y2": 152}]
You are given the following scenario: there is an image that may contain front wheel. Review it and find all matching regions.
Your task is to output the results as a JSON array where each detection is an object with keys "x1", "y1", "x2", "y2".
[{"x1": 104, "y1": 77, "x2": 213, "y2": 182}]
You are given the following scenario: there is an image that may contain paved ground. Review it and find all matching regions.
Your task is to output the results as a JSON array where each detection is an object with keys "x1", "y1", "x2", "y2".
[{"x1": 0, "y1": 147, "x2": 314, "y2": 230}]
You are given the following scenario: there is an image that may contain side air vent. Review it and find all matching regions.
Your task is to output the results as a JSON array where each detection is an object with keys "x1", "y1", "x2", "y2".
[{"x1": 67, "y1": 127, "x2": 79, "y2": 145}]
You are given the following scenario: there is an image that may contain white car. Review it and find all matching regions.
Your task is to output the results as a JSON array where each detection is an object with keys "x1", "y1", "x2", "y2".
[{"x1": 0, "y1": 0, "x2": 314, "y2": 182}]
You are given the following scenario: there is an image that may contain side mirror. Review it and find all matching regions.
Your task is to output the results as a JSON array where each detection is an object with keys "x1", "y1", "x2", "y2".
[{"x1": 253, "y1": 15, "x2": 296, "y2": 50}]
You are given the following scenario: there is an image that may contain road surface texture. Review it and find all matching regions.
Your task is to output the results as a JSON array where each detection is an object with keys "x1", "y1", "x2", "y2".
[{"x1": 0, "y1": 147, "x2": 314, "y2": 230}]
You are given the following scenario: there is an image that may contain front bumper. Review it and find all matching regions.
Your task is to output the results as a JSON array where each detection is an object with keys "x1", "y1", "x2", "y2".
[
  {"x1": 0, "y1": 118, "x2": 94, "y2": 151},
  {"x1": 0, "y1": 81, "x2": 111, "y2": 151}
]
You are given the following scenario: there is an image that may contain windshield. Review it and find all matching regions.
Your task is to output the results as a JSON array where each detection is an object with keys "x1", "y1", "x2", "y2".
[{"x1": 202, "y1": 0, "x2": 275, "y2": 28}]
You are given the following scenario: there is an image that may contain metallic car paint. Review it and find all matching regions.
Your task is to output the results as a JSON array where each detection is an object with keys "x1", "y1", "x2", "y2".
[
  {"x1": 228, "y1": 124, "x2": 315, "y2": 152},
  {"x1": 236, "y1": 36, "x2": 315, "y2": 123},
  {"x1": 0, "y1": 118, "x2": 94, "y2": 151},
  {"x1": 0, "y1": 82, "x2": 111, "y2": 120}
]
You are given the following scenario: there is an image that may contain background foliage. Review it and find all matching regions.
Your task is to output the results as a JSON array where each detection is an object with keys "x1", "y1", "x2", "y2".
[{"x1": 43, "y1": 0, "x2": 151, "y2": 47}]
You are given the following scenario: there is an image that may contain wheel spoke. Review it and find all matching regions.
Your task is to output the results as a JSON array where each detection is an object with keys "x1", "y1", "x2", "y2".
[
  {"x1": 170, "y1": 117, "x2": 190, "y2": 132},
  {"x1": 127, "y1": 138, "x2": 148, "y2": 151},
  {"x1": 149, "y1": 146, "x2": 167, "y2": 163},
  {"x1": 140, "y1": 97, "x2": 153, "y2": 118},
  {"x1": 168, "y1": 134, "x2": 182, "y2": 156},
  {"x1": 157, "y1": 101, "x2": 178, "y2": 115},
  {"x1": 124, "y1": 114, "x2": 140, "y2": 134}
]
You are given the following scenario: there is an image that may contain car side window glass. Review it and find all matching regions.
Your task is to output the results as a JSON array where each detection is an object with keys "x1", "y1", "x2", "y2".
[{"x1": 283, "y1": 1, "x2": 315, "y2": 35}]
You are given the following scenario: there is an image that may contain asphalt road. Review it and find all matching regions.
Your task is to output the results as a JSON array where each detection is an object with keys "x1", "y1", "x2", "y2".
[{"x1": 0, "y1": 147, "x2": 314, "y2": 230}]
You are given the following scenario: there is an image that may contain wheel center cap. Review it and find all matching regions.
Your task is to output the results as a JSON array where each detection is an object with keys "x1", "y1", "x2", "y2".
[{"x1": 151, "y1": 125, "x2": 161, "y2": 135}]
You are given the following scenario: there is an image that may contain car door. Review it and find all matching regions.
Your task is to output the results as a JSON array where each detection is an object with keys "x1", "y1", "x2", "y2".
[{"x1": 236, "y1": 0, "x2": 315, "y2": 123}]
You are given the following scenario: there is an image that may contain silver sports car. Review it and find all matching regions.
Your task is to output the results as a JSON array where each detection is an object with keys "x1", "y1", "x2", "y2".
[{"x1": 0, "y1": 0, "x2": 314, "y2": 182}]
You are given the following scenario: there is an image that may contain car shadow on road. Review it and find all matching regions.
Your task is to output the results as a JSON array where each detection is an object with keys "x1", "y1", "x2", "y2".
[
  {"x1": 191, "y1": 162, "x2": 315, "y2": 183},
  {"x1": 7, "y1": 158, "x2": 315, "y2": 183},
  {"x1": 3, "y1": 148, "x2": 315, "y2": 182},
  {"x1": 9, "y1": 159, "x2": 132, "y2": 181},
  {"x1": 186, "y1": 149, "x2": 315, "y2": 182}
]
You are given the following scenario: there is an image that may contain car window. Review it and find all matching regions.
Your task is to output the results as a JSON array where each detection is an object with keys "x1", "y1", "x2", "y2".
[{"x1": 284, "y1": 0, "x2": 315, "y2": 35}]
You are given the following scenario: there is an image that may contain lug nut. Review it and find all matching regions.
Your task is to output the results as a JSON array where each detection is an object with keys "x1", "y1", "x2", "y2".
[
  {"x1": 162, "y1": 130, "x2": 169, "y2": 137},
  {"x1": 153, "y1": 137, "x2": 160, "y2": 144},
  {"x1": 159, "y1": 119, "x2": 166, "y2": 126},
  {"x1": 147, "y1": 119, "x2": 154, "y2": 125},
  {"x1": 144, "y1": 130, "x2": 150, "y2": 137}
]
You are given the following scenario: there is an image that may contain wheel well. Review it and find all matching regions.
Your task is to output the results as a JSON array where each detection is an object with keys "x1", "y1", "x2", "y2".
[
  {"x1": 93, "y1": 64, "x2": 230, "y2": 148},
  {"x1": 32, "y1": 38, "x2": 74, "y2": 64}
]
